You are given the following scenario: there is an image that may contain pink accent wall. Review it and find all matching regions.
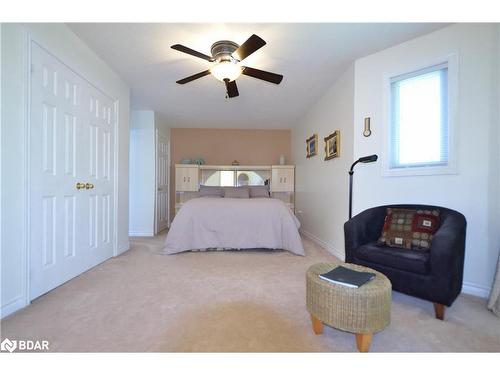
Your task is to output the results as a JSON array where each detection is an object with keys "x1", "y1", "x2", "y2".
[{"x1": 170, "y1": 128, "x2": 291, "y2": 220}]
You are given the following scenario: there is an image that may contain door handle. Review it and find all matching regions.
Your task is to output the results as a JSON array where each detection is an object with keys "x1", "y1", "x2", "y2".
[
  {"x1": 85, "y1": 183, "x2": 94, "y2": 189},
  {"x1": 76, "y1": 182, "x2": 86, "y2": 190}
]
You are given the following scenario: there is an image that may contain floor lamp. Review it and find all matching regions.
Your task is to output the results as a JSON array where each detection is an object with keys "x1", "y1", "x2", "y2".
[{"x1": 348, "y1": 155, "x2": 378, "y2": 219}]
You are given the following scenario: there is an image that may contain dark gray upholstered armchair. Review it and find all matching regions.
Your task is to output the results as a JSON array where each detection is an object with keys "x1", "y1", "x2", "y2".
[{"x1": 344, "y1": 204, "x2": 466, "y2": 320}]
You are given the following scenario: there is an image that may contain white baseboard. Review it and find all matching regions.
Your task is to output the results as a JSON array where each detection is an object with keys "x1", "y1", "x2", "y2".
[
  {"x1": 1, "y1": 297, "x2": 27, "y2": 319},
  {"x1": 128, "y1": 231, "x2": 154, "y2": 237},
  {"x1": 300, "y1": 229, "x2": 345, "y2": 261},
  {"x1": 300, "y1": 230, "x2": 492, "y2": 300},
  {"x1": 462, "y1": 282, "x2": 491, "y2": 299}
]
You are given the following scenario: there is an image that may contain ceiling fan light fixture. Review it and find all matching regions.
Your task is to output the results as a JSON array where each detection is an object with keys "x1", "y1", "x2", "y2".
[{"x1": 210, "y1": 60, "x2": 242, "y2": 82}]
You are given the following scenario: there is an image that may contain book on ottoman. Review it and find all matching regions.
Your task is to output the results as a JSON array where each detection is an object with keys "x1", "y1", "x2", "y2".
[{"x1": 319, "y1": 265, "x2": 375, "y2": 288}]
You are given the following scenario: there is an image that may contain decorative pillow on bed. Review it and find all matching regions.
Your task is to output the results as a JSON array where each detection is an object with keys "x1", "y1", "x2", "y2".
[
  {"x1": 223, "y1": 186, "x2": 250, "y2": 198},
  {"x1": 378, "y1": 208, "x2": 440, "y2": 250},
  {"x1": 199, "y1": 185, "x2": 224, "y2": 197},
  {"x1": 249, "y1": 185, "x2": 270, "y2": 198}
]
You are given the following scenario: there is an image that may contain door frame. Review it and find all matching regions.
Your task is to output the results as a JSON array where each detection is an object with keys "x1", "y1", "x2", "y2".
[
  {"x1": 154, "y1": 129, "x2": 170, "y2": 234},
  {"x1": 23, "y1": 33, "x2": 120, "y2": 305}
]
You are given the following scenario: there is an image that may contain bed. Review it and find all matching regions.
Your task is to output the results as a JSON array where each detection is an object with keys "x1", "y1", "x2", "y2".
[{"x1": 163, "y1": 197, "x2": 305, "y2": 256}]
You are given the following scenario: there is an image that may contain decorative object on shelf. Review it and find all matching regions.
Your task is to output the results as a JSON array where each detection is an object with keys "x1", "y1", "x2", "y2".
[
  {"x1": 348, "y1": 155, "x2": 378, "y2": 219},
  {"x1": 306, "y1": 134, "x2": 318, "y2": 158},
  {"x1": 279, "y1": 155, "x2": 286, "y2": 165},
  {"x1": 363, "y1": 117, "x2": 372, "y2": 137},
  {"x1": 231, "y1": 160, "x2": 240, "y2": 166},
  {"x1": 237, "y1": 172, "x2": 250, "y2": 186},
  {"x1": 324, "y1": 130, "x2": 340, "y2": 160},
  {"x1": 180, "y1": 158, "x2": 192, "y2": 164},
  {"x1": 193, "y1": 158, "x2": 205, "y2": 165}
]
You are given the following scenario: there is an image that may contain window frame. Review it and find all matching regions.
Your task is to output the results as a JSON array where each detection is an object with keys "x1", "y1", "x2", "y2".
[{"x1": 382, "y1": 54, "x2": 458, "y2": 177}]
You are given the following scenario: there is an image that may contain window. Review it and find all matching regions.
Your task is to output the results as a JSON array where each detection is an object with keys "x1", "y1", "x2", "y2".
[{"x1": 390, "y1": 63, "x2": 448, "y2": 170}]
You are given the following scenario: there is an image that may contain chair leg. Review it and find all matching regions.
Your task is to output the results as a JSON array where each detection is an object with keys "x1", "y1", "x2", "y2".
[{"x1": 434, "y1": 303, "x2": 445, "y2": 320}]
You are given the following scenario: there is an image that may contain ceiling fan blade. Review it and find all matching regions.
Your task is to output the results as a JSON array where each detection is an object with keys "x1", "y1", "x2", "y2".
[
  {"x1": 176, "y1": 70, "x2": 211, "y2": 84},
  {"x1": 242, "y1": 66, "x2": 283, "y2": 84},
  {"x1": 171, "y1": 44, "x2": 214, "y2": 62},
  {"x1": 224, "y1": 79, "x2": 239, "y2": 98},
  {"x1": 233, "y1": 34, "x2": 266, "y2": 61}
]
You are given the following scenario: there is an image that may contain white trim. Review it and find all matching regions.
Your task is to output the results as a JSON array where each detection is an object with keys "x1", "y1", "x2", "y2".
[
  {"x1": 0, "y1": 297, "x2": 26, "y2": 319},
  {"x1": 381, "y1": 52, "x2": 459, "y2": 178},
  {"x1": 129, "y1": 231, "x2": 155, "y2": 237},
  {"x1": 198, "y1": 164, "x2": 274, "y2": 171},
  {"x1": 300, "y1": 229, "x2": 345, "y2": 261},
  {"x1": 0, "y1": 24, "x2": 2, "y2": 318},
  {"x1": 1, "y1": 28, "x2": 32, "y2": 316},
  {"x1": 23, "y1": 31, "x2": 32, "y2": 308},
  {"x1": 462, "y1": 282, "x2": 491, "y2": 299},
  {"x1": 167, "y1": 139, "x2": 171, "y2": 228},
  {"x1": 112, "y1": 99, "x2": 120, "y2": 257},
  {"x1": 154, "y1": 128, "x2": 158, "y2": 234}
]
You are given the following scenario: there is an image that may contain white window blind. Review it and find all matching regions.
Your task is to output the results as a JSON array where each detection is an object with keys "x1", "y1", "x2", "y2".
[{"x1": 390, "y1": 63, "x2": 449, "y2": 169}]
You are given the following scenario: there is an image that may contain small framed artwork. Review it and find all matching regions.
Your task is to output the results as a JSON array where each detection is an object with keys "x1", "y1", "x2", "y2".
[
  {"x1": 324, "y1": 130, "x2": 340, "y2": 160},
  {"x1": 306, "y1": 134, "x2": 318, "y2": 158}
]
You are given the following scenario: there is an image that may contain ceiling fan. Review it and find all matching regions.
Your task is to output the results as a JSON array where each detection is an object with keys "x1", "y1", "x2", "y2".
[{"x1": 171, "y1": 34, "x2": 283, "y2": 98}]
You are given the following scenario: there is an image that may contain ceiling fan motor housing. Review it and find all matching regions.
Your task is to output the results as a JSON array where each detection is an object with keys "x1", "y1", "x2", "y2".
[{"x1": 210, "y1": 40, "x2": 240, "y2": 62}]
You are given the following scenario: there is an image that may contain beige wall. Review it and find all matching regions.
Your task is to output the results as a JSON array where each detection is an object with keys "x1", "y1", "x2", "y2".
[{"x1": 170, "y1": 128, "x2": 291, "y2": 220}]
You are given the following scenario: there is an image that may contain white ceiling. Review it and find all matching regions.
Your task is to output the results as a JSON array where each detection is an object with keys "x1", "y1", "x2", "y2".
[{"x1": 69, "y1": 23, "x2": 448, "y2": 129}]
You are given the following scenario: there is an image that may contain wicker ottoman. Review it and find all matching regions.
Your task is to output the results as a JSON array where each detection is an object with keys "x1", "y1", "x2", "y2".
[{"x1": 306, "y1": 262, "x2": 391, "y2": 352}]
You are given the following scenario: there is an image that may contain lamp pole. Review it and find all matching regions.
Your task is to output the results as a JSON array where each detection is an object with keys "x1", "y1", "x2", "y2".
[{"x1": 348, "y1": 155, "x2": 378, "y2": 219}]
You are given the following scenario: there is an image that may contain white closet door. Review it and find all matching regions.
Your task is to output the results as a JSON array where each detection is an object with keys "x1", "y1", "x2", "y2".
[
  {"x1": 29, "y1": 42, "x2": 115, "y2": 300},
  {"x1": 156, "y1": 131, "x2": 169, "y2": 233}
]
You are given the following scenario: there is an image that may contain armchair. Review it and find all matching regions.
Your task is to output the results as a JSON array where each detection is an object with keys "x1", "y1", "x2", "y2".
[{"x1": 344, "y1": 204, "x2": 466, "y2": 320}]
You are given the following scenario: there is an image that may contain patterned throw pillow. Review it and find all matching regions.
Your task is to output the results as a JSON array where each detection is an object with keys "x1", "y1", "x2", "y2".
[{"x1": 378, "y1": 208, "x2": 440, "y2": 250}]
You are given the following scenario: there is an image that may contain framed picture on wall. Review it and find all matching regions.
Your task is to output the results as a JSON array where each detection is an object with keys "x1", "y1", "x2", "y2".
[
  {"x1": 324, "y1": 130, "x2": 340, "y2": 160},
  {"x1": 306, "y1": 134, "x2": 318, "y2": 158}
]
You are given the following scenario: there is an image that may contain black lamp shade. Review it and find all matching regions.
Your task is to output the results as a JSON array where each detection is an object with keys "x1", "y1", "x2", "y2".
[{"x1": 358, "y1": 154, "x2": 378, "y2": 163}]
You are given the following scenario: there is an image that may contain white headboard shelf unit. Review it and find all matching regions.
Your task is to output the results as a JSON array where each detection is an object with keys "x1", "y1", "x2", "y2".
[
  {"x1": 174, "y1": 164, "x2": 295, "y2": 215},
  {"x1": 199, "y1": 165, "x2": 272, "y2": 170}
]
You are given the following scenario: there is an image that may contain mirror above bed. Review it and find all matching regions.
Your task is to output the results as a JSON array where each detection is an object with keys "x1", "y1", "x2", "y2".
[{"x1": 202, "y1": 170, "x2": 270, "y2": 187}]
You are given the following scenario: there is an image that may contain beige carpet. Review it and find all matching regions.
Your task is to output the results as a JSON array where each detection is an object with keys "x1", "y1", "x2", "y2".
[{"x1": 1, "y1": 233, "x2": 499, "y2": 352}]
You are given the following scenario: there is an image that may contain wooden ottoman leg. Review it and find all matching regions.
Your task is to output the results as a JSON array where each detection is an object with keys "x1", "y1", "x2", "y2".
[
  {"x1": 355, "y1": 333, "x2": 373, "y2": 352},
  {"x1": 310, "y1": 314, "x2": 323, "y2": 335}
]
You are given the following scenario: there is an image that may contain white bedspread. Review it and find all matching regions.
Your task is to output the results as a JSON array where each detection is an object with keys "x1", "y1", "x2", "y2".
[{"x1": 163, "y1": 198, "x2": 305, "y2": 256}]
